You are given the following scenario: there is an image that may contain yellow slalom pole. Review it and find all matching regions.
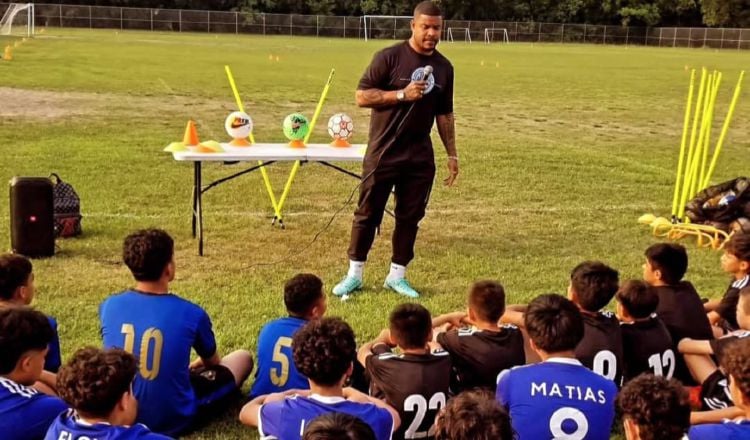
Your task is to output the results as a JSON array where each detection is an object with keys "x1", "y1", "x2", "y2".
[
  {"x1": 672, "y1": 69, "x2": 695, "y2": 219},
  {"x1": 689, "y1": 72, "x2": 715, "y2": 199},
  {"x1": 224, "y1": 65, "x2": 282, "y2": 220},
  {"x1": 699, "y1": 71, "x2": 721, "y2": 191},
  {"x1": 678, "y1": 68, "x2": 707, "y2": 220},
  {"x1": 276, "y1": 69, "x2": 336, "y2": 216},
  {"x1": 703, "y1": 70, "x2": 745, "y2": 189}
]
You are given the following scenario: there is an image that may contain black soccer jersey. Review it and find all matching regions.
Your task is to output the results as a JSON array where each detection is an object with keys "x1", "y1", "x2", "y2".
[
  {"x1": 366, "y1": 346, "x2": 451, "y2": 440},
  {"x1": 715, "y1": 275, "x2": 750, "y2": 331},
  {"x1": 357, "y1": 41, "x2": 454, "y2": 168},
  {"x1": 575, "y1": 311, "x2": 625, "y2": 386},
  {"x1": 620, "y1": 315, "x2": 675, "y2": 381},
  {"x1": 436, "y1": 325, "x2": 525, "y2": 393},
  {"x1": 654, "y1": 281, "x2": 714, "y2": 385}
]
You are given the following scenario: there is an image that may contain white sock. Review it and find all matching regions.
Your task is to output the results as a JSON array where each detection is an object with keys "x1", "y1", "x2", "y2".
[
  {"x1": 387, "y1": 263, "x2": 406, "y2": 282},
  {"x1": 348, "y1": 260, "x2": 365, "y2": 280}
]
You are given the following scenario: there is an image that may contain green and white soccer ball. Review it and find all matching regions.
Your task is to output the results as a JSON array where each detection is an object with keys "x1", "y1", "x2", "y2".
[
  {"x1": 327, "y1": 113, "x2": 354, "y2": 140},
  {"x1": 282, "y1": 113, "x2": 310, "y2": 141}
]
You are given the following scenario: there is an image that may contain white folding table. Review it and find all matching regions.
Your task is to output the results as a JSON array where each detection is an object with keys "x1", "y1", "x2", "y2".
[{"x1": 173, "y1": 143, "x2": 366, "y2": 255}]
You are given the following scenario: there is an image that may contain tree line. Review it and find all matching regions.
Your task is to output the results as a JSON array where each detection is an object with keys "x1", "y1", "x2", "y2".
[{"x1": 31, "y1": 0, "x2": 750, "y2": 27}]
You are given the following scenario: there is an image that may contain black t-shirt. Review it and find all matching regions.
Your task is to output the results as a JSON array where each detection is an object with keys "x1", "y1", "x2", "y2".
[
  {"x1": 654, "y1": 281, "x2": 714, "y2": 385},
  {"x1": 436, "y1": 325, "x2": 525, "y2": 393},
  {"x1": 715, "y1": 275, "x2": 750, "y2": 331},
  {"x1": 710, "y1": 330, "x2": 750, "y2": 366},
  {"x1": 620, "y1": 315, "x2": 675, "y2": 382},
  {"x1": 366, "y1": 345, "x2": 451, "y2": 440},
  {"x1": 357, "y1": 41, "x2": 454, "y2": 169},
  {"x1": 574, "y1": 311, "x2": 624, "y2": 386}
]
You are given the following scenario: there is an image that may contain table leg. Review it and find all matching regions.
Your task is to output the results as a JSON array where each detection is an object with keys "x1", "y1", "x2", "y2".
[
  {"x1": 196, "y1": 162, "x2": 204, "y2": 256},
  {"x1": 192, "y1": 162, "x2": 199, "y2": 238}
]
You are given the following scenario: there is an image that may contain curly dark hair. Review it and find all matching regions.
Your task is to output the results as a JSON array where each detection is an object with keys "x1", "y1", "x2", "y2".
[
  {"x1": 303, "y1": 412, "x2": 376, "y2": 440},
  {"x1": 469, "y1": 280, "x2": 506, "y2": 323},
  {"x1": 570, "y1": 261, "x2": 619, "y2": 312},
  {"x1": 389, "y1": 303, "x2": 432, "y2": 350},
  {"x1": 616, "y1": 374, "x2": 690, "y2": 440},
  {"x1": 0, "y1": 307, "x2": 53, "y2": 375},
  {"x1": 0, "y1": 254, "x2": 32, "y2": 300},
  {"x1": 722, "y1": 337, "x2": 750, "y2": 401},
  {"x1": 616, "y1": 280, "x2": 659, "y2": 319},
  {"x1": 524, "y1": 294, "x2": 584, "y2": 353},
  {"x1": 725, "y1": 232, "x2": 750, "y2": 263},
  {"x1": 292, "y1": 317, "x2": 356, "y2": 387},
  {"x1": 284, "y1": 273, "x2": 324, "y2": 317},
  {"x1": 123, "y1": 229, "x2": 174, "y2": 282},
  {"x1": 645, "y1": 243, "x2": 688, "y2": 285},
  {"x1": 435, "y1": 390, "x2": 515, "y2": 440},
  {"x1": 57, "y1": 347, "x2": 137, "y2": 417}
]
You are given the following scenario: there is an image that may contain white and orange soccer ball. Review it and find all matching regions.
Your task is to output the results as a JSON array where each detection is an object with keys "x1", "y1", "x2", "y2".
[
  {"x1": 224, "y1": 111, "x2": 253, "y2": 146},
  {"x1": 327, "y1": 113, "x2": 354, "y2": 147}
]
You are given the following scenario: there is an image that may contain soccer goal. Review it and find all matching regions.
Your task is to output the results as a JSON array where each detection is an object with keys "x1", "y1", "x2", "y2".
[
  {"x1": 0, "y1": 3, "x2": 35, "y2": 37},
  {"x1": 447, "y1": 27, "x2": 471, "y2": 43},
  {"x1": 360, "y1": 15, "x2": 412, "y2": 42},
  {"x1": 484, "y1": 28, "x2": 509, "y2": 44}
]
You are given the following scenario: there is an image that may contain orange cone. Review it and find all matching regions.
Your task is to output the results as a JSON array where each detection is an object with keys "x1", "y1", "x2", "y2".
[
  {"x1": 3, "y1": 45, "x2": 12, "y2": 61},
  {"x1": 182, "y1": 120, "x2": 200, "y2": 146},
  {"x1": 330, "y1": 138, "x2": 352, "y2": 148}
]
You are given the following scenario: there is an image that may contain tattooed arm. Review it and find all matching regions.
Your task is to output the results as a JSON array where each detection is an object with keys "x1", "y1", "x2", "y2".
[{"x1": 437, "y1": 113, "x2": 459, "y2": 186}]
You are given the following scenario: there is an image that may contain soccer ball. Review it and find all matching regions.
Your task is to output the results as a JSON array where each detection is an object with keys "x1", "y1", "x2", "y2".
[
  {"x1": 327, "y1": 113, "x2": 354, "y2": 140},
  {"x1": 224, "y1": 111, "x2": 253, "y2": 139},
  {"x1": 282, "y1": 113, "x2": 310, "y2": 141}
]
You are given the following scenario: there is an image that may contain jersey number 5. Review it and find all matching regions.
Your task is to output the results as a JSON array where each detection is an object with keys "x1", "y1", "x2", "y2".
[
  {"x1": 270, "y1": 337, "x2": 293, "y2": 386},
  {"x1": 121, "y1": 324, "x2": 163, "y2": 380}
]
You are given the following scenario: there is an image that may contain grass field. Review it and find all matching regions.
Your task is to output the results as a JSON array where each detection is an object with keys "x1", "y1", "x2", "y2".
[{"x1": 1, "y1": 28, "x2": 749, "y2": 439}]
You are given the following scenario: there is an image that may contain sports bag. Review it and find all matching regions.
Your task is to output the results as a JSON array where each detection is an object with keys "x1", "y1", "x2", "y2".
[{"x1": 50, "y1": 173, "x2": 82, "y2": 237}]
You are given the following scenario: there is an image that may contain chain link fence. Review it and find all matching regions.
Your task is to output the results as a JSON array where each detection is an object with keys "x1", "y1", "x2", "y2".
[{"x1": 2, "y1": 3, "x2": 749, "y2": 49}]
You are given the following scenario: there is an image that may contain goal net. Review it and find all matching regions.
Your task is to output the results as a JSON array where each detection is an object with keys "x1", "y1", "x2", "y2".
[
  {"x1": 447, "y1": 27, "x2": 471, "y2": 43},
  {"x1": 484, "y1": 28, "x2": 509, "y2": 44},
  {"x1": 360, "y1": 15, "x2": 412, "y2": 41},
  {"x1": 0, "y1": 3, "x2": 34, "y2": 37}
]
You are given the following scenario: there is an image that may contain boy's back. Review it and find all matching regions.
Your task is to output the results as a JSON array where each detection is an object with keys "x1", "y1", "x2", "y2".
[
  {"x1": 715, "y1": 274, "x2": 750, "y2": 331},
  {"x1": 367, "y1": 348, "x2": 451, "y2": 440},
  {"x1": 620, "y1": 315, "x2": 675, "y2": 381},
  {"x1": 0, "y1": 378, "x2": 68, "y2": 440},
  {"x1": 249, "y1": 316, "x2": 309, "y2": 398},
  {"x1": 437, "y1": 325, "x2": 524, "y2": 392},
  {"x1": 654, "y1": 281, "x2": 713, "y2": 384},
  {"x1": 99, "y1": 290, "x2": 218, "y2": 436},
  {"x1": 44, "y1": 409, "x2": 171, "y2": 440},
  {"x1": 574, "y1": 311, "x2": 624, "y2": 385},
  {"x1": 259, "y1": 394, "x2": 393, "y2": 440},
  {"x1": 496, "y1": 359, "x2": 617, "y2": 440}
]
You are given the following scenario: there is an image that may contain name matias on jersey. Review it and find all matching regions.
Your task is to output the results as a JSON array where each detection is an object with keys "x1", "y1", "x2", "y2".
[{"x1": 531, "y1": 382, "x2": 609, "y2": 404}]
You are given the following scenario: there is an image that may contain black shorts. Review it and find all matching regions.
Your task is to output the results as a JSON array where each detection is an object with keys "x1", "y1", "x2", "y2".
[
  {"x1": 700, "y1": 369, "x2": 734, "y2": 410},
  {"x1": 190, "y1": 364, "x2": 237, "y2": 409}
]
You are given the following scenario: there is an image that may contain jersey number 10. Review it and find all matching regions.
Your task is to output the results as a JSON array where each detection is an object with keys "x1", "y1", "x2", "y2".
[{"x1": 121, "y1": 324, "x2": 164, "y2": 380}]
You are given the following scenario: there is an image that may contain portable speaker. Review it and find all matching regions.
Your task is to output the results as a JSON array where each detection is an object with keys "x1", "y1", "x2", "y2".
[{"x1": 9, "y1": 177, "x2": 55, "y2": 257}]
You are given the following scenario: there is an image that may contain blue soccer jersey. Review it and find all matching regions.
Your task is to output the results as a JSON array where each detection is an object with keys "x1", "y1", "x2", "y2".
[
  {"x1": 249, "y1": 316, "x2": 309, "y2": 398},
  {"x1": 0, "y1": 377, "x2": 68, "y2": 440},
  {"x1": 689, "y1": 419, "x2": 750, "y2": 439},
  {"x1": 99, "y1": 290, "x2": 218, "y2": 436},
  {"x1": 46, "y1": 316, "x2": 62, "y2": 373},
  {"x1": 496, "y1": 358, "x2": 617, "y2": 440},
  {"x1": 44, "y1": 409, "x2": 173, "y2": 439},
  {"x1": 258, "y1": 394, "x2": 394, "y2": 440}
]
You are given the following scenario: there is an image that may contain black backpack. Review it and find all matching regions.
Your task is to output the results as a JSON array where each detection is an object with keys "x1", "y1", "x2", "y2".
[{"x1": 51, "y1": 173, "x2": 82, "y2": 238}]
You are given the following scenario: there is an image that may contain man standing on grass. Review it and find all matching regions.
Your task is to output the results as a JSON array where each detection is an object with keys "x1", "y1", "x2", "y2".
[{"x1": 333, "y1": 0, "x2": 459, "y2": 299}]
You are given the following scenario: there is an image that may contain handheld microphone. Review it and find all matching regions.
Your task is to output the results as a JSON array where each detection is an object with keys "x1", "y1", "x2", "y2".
[{"x1": 422, "y1": 65, "x2": 433, "y2": 81}]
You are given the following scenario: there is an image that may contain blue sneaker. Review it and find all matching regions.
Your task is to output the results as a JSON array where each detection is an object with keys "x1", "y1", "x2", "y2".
[
  {"x1": 383, "y1": 278, "x2": 420, "y2": 298},
  {"x1": 333, "y1": 276, "x2": 363, "y2": 297}
]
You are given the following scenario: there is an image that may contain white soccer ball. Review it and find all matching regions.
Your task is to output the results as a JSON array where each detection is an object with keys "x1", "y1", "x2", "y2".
[
  {"x1": 327, "y1": 113, "x2": 354, "y2": 140},
  {"x1": 224, "y1": 111, "x2": 253, "y2": 139}
]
